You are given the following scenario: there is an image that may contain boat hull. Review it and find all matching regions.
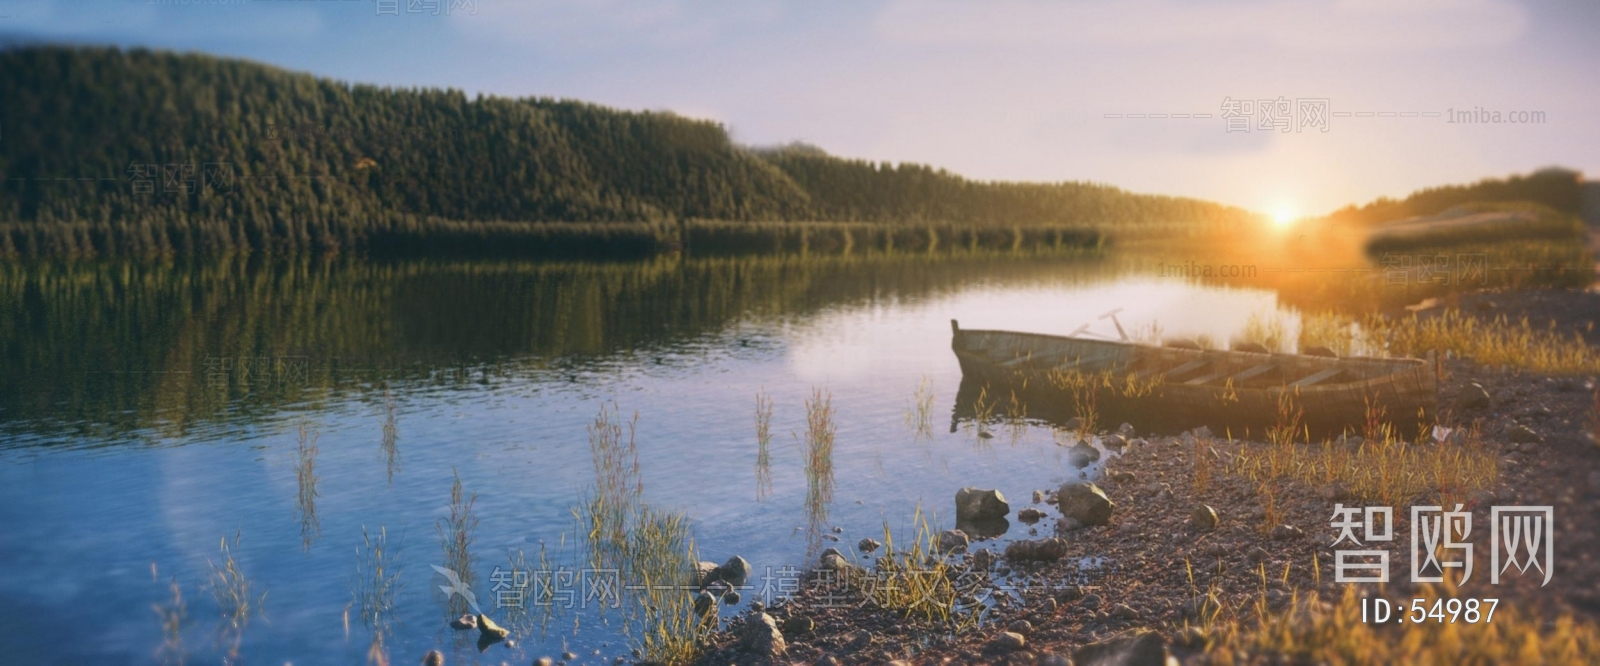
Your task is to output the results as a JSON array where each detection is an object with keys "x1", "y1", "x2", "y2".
[{"x1": 950, "y1": 322, "x2": 1438, "y2": 437}]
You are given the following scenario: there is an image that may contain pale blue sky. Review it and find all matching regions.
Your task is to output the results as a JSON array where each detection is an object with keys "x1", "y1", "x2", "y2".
[{"x1": 3, "y1": 0, "x2": 1596, "y2": 215}]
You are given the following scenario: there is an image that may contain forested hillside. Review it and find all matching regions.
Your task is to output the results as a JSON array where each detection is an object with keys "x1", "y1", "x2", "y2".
[{"x1": 0, "y1": 46, "x2": 1256, "y2": 256}]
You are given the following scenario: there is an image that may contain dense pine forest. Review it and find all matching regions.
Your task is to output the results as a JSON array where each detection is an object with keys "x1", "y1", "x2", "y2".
[{"x1": 0, "y1": 46, "x2": 1261, "y2": 258}]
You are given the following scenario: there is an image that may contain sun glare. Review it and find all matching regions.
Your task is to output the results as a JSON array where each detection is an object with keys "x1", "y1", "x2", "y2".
[{"x1": 1271, "y1": 205, "x2": 1296, "y2": 229}]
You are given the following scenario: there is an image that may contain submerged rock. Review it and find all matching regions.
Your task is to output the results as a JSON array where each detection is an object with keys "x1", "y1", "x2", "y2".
[
  {"x1": 938, "y1": 529, "x2": 970, "y2": 553},
  {"x1": 1016, "y1": 507, "x2": 1047, "y2": 524},
  {"x1": 1004, "y1": 537, "x2": 1069, "y2": 563},
  {"x1": 1056, "y1": 482, "x2": 1115, "y2": 527},
  {"x1": 956, "y1": 487, "x2": 1011, "y2": 523},
  {"x1": 1068, "y1": 440, "x2": 1102, "y2": 468}
]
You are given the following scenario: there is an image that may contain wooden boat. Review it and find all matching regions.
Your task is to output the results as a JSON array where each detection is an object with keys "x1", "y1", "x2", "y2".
[{"x1": 950, "y1": 320, "x2": 1438, "y2": 436}]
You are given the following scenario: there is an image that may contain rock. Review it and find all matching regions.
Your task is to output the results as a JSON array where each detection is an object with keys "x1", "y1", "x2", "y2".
[
  {"x1": 476, "y1": 613, "x2": 508, "y2": 640},
  {"x1": 1040, "y1": 655, "x2": 1073, "y2": 666},
  {"x1": 1190, "y1": 504, "x2": 1219, "y2": 531},
  {"x1": 1056, "y1": 516, "x2": 1085, "y2": 534},
  {"x1": 1303, "y1": 345, "x2": 1337, "y2": 357},
  {"x1": 857, "y1": 538, "x2": 882, "y2": 554},
  {"x1": 1508, "y1": 425, "x2": 1542, "y2": 445},
  {"x1": 1319, "y1": 482, "x2": 1351, "y2": 502},
  {"x1": 1068, "y1": 440, "x2": 1102, "y2": 468},
  {"x1": 1247, "y1": 546, "x2": 1270, "y2": 563},
  {"x1": 1111, "y1": 603, "x2": 1138, "y2": 620},
  {"x1": 1073, "y1": 629, "x2": 1170, "y2": 666},
  {"x1": 848, "y1": 629, "x2": 873, "y2": 649},
  {"x1": 423, "y1": 650, "x2": 445, "y2": 666},
  {"x1": 938, "y1": 529, "x2": 970, "y2": 553},
  {"x1": 1269, "y1": 524, "x2": 1304, "y2": 540},
  {"x1": 1032, "y1": 489, "x2": 1047, "y2": 503},
  {"x1": 1191, "y1": 426, "x2": 1213, "y2": 439},
  {"x1": 1005, "y1": 538, "x2": 1070, "y2": 563},
  {"x1": 995, "y1": 631, "x2": 1027, "y2": 651},
  {"x1": 692, "y1": 560, "x2": 720, "y2": 588},
  {"x1": 819, "y1": 551, "x2": 851, "y2": 571},
  {"x1": 782, "y1": 616, "x2": 814, "y2": 635},
  {"x1": 1128, "y1": 438, "x2": 1149, "y2": 448},
  {"x1": 1080, "y1": 593, "x2": 1102, "y2": 610},
  {"x1": 562, "y1": 652, "x2": 578, "y2": 661},
  {"x1": 1202, "y1": 543, "x2": 1227, "y2": 558},
  {"x1": 724, "y1": 589, "x2": 742, "y2": 605},
  {"x1": 956, "y1": 487, "x2": 1011, "y2": 523},
  {"x1": 1109, "y1": 470, "x2": 1135, "y2": 484},
  {"x1": 714, "y1": 555, "x2": 752, "y2": 588},
  {"x1": 1064, "y1": 417, "x2": 1086, "y2": 431},
  {"x1": 979, "y1": 430, "x2": 995, "y2": 440},
  {"x1": 737, "y1": 612, "x2": 787, "y2": 663},
  {"x1": 1056, "y1": 482, "x2": 1115, "y2": 527},
  {"x1": 694, "y1": 591, "x2": 717, "y2": 616},
  {"x1": 1117, "y1": 422, "x2": 1137, "y2": 438},
  {"x1": 1009, "y1": 619, "x2": 1034, "y2": 634},
  {"x1": 448, "y1": 614, "x2": 477, "y2": 630},
  {"x1": 1455, "y1": 383, "x2": 1492, "y2": 411},
  {"x1": 1103, "y1": 434, "x2": 1129, "y2": 451},
  {"x1": 1017, "y1": 507, "x2": 1047, "y2": 523},
  {"x1": 971, "y1": 548, "x2": 998, "y2": 570}
]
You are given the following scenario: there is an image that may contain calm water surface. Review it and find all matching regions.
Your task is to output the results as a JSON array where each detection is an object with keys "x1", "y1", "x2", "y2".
[{"x1": 0, "y1": 252, "x2": 1306, "y2": 663}]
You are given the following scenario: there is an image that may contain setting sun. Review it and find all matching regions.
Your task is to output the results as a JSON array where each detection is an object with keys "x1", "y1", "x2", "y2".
[{"x1": 1271, "y1": 205, "x2": 1297, "y2": 229}]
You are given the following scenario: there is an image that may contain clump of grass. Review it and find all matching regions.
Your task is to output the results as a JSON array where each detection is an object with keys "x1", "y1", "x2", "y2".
[
  {"x1": 1297, "y1": 311, "x2": 1360, "y2": 356},
  {"x1": 863, "y1": 506, "x2": 970, "y2": 628},
  {"x1": 1004, "y1": 388, "x2": 1029, "y2": 443},
  {"x1": 1237, "y1": 311, "x2": 1289, "y2": 352},
  {"x1": 906, "y1": 376, "x2": 936, "y2": 439},
  {"x1": 437, "y1": 469, "x2": 479, "y2": 618},
  {"x1": 152, "y1": 577, "x2": 187, "y2": 666},
  {"x1": 207, "y1": 529, "x2": 264, "y2": 664},
  {"x1": 351, "y1": 526, "x2": 403, "y2": 633},
  {"x1": 295, "y1": 424, "x2": 321, "y2": 550},
  {"x1": 802, "y1": 388, "x2": 837, "y2": 507},
  {"x1": 1368, "y1": 310, "x2": 1600, "y2": 374},
  {"x1": 574, "y1": 404, "x2": 707, "y2": 663},
  {"x1": 755, "y1": 390, "x2": 773, "y2": 501},
  {"x1": 1230, "y1": 411, "x2": 1498, "y2": 508},
  {"x1": 380, "y1": 389, "x2": 400, "y2": 486},
  {"x1": 969, "y1": 385, "x2": 997, "y2": 440},
  {"x1": 1204, "y1": 583, "x2": 1600, "y2": 664}
]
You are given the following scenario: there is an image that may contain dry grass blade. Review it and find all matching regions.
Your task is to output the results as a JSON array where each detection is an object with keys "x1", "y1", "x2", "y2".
[
  {"x1": 295, "y1": 423, "x2": 321, "y2": 550},
  {"x1": 437, "y1": 469, "x2": 478, "y2": 618},
  {"x1": 755, "y1": 390, "x2": 773, "y2": 501}
]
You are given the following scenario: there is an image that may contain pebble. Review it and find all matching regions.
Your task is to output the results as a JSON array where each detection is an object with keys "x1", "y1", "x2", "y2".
[{"x1": 994, "y1": 631, "x2": 1027, "y2": 651}]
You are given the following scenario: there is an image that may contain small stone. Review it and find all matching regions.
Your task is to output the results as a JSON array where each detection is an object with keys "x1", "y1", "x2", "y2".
[
  {"x1": 1110, "y1": 470, "x2": 1135, "y2": 484},
  {"x1": 476, "y1": 613, "x2": 508, "y2": 640},
  {"x1": 1005, "y1": 537, "x2": 1070, "y2": 563},
  {"x1": 1129, "y1": 438, "x2": 1149, "y2": 448},
  {"x1": 1508, "y1": 425, "x2": 1542, "y2": 445},
  {"x1": 857, "y1": 537, "x2": 882, "y2": 554},
  {"x1": 994, "y1": 631, "x2": 1027, "y2": 651},
  {"x1": 694, "y1": 591, "x2": 717, "y2": 616},
  {"x1": 1117, "y1": 422, "x2": 1137, "y2": 437},
  {"x1": 1068, "y1": 440, "x2": 1102, "y2": 468},
  {"x1": 1190, "y1": 504, "x2": 1219, "y2": 530},
  {"x1": 1455, "y1": 383, "x2": 1492, "y2": 411},
  {"x1": 1192, "y1": 426, "x2": 1213, "y2": 439},
  {"x1": 1040, "y1": 655, "x2": 1072, "y2": 666},
  {"x1": 848, "y1": 629, "x2": 873, "y2": 648},
  {"x1": 1017, "y1": 507, "x2": 1047, "y2": 523},
  {"x1": 724, "y1": 589, "x2": 742, "y2": 605},
  {"x1": 1009, "y1": 619, "x2": 1034, "y2": 634},
  {"x1": 1032, "y1": 489, "x2": 1046, "y2": 503},
  {"x1": 782, "y1": 616, "x2": 814, "y2": 635},
  {"x1": 1103, "y1": 434, "x2": 1128, "y2": 451},
  {"x1": 1055, "y1": 482, "x2": 1115, "y2": 527},
  {"x1": 1073, "y1": 629, "x2": 1170, "y2": 666},
  {"x1": 1203, "y1": 543, "x2": 1227, "y2": 557},
  {"x1": 562, "y1": 652, "x2": 578, "y2": 661},
  {"x1": 956, "y1": 487, "x2": 1011, "y2": 523},
  {"x1": 1319, "y1": 483, "x2": 1351, "y2": 501},
  {"x1": 1270, "y1": 524, "x2": 1304, "y2": 540},
  {"x1": 939, "y1": 529, "x2": 970, "y2": 553},
  {"x1": 1247, "y1": 546, "x2": 1270, "y2": 563},
  {"x1": 1080, "y1": 593, "x2": 1102, "y2": 610},
  {"x1": 1111, "y1": 603, "x2": 1138, "y2": 620},
  {"x1": 737, "y1": 612, "x2": 787, "y2": 661},
  {"x1": 448, "y1": 614, "x2": 477, "y2": 630},
  {"x1": 423, "y1": 650, "x2": 445, "y2": 666}
]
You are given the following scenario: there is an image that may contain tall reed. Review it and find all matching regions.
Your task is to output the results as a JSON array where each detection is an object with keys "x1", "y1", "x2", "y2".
[
  {"x1": 295, "y1": 424, "x2": 321, "y2": 550},
  {"x1": 437, "y1": 470, "x2": 478, "y2": 618},
  {"x1": 755, "y1": 390, "x2": 773, "y2": 501}
]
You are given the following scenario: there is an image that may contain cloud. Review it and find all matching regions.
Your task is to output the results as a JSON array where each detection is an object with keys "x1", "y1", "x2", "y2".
[{"x1": 876, "y1": 0, "x2": 1528, "y2": 52}]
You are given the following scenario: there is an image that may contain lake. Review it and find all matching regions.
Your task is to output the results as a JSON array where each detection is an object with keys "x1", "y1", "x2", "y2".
[{"x1": 0, "y1": 250, "x2": 1309, "y2": 664}]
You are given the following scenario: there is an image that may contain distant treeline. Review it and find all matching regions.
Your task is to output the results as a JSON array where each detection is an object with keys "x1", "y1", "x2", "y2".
[
  {"x1": 1324, "y1": 167, "x2": 1585, "y2": 226},
  {"x1": 0, "y1": 46, "x2": 1244, "y2": 258}
]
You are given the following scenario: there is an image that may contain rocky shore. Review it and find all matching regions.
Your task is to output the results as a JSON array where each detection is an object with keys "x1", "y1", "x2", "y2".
[{"x1": 686, "y1": 288, "x2": 1600, "y2": 666}]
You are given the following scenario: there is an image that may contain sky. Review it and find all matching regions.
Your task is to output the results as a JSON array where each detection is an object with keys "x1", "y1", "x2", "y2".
[{"x1": 2, "y1": 0, "x2": 1597, "y2": 216}]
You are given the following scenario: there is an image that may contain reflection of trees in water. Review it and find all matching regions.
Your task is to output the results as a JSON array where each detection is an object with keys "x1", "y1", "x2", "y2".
[{"x1": 0, "y1": 251, "x2": 1115, "y2": 444}]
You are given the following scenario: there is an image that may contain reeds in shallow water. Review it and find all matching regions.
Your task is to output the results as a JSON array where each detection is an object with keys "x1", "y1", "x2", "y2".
[
  {"x1": 351, "y1": 525, "x2": 402, "y2": 633},
  {"x1": 755, "y1": 390, "x2": 773, "y2": 501},
  {"x1": 437, "y1": 470, "x2": 478, "y2": 618},
  {"x1": 380, "y1": 389, "x2": 400, "y2": 485},
  {"x1": 152, "y1": 576, "x2": 187, "y2": 666},
  {"x1": 905, "y1": 376, "x2": 936, "y2": 440},
  {"x1": 800, "y1": 389, "x2": 837, "y2": 556}
]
